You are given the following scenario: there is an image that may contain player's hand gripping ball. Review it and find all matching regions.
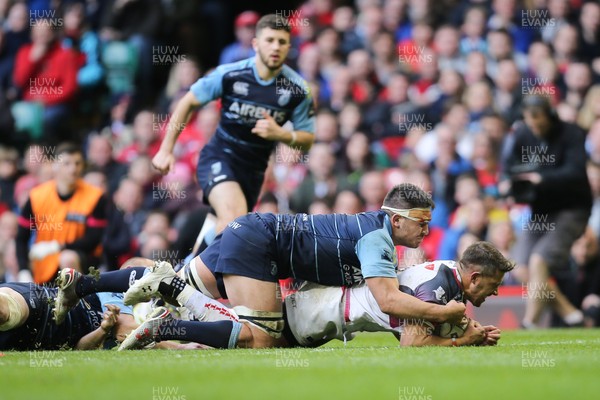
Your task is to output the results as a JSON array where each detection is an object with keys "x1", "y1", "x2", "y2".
[{"x1": 435, "y1": 315, "x2": 470, "y2": 338}]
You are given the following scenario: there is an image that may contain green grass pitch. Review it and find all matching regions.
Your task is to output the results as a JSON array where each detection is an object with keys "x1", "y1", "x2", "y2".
[{"x1": 2, "y1": 329, "x2": 598, "y2": 400}]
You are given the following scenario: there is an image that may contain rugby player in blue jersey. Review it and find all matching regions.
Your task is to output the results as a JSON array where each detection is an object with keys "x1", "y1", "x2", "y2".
[
  {"x1": 151, "y1": 14, "x2": 315, "y2": 253},
  {"x1": 0, "y1": 282, "x2": 133, "y2": 350}
]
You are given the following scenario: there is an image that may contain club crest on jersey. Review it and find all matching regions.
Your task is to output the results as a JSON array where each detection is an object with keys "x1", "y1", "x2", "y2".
[
  {"x1": 277, "y1": 88, "x2": 291, "y2": 106},
  {"x1": 433, "y1": 286, "x2": 447, "y2": 303},
  {"x1": 233, "y1": 81, "x2": 249, "y2": 96}
]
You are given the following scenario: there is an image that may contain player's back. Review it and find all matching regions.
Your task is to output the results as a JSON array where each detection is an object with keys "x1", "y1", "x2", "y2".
[{"x1": 259, "y1": 211, "x2": 393, "y2": 286}]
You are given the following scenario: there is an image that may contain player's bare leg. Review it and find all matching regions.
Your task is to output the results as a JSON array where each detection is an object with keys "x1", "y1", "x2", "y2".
[
  {"x1": 222, "y1": 274, "x2": 283, "y2": 348},
  {"x1": 523, "y1": 254, "x2": 549, "y2": 326},
  {"x1": 208, "y1": 181, "x2": 248, "y2": 235}
]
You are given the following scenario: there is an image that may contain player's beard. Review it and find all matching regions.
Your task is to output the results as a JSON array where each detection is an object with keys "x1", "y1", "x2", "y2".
[{"x1": 258, "y1": 48, "x2": 284, "y2": 72}]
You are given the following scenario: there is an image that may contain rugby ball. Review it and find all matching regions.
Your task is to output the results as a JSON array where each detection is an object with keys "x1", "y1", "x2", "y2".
[{"x1": 436, "y1": 316, "x2": 470, "y2": 338}]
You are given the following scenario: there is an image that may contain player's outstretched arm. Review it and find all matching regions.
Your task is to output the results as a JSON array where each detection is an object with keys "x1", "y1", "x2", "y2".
[
  {"x1": 75, "y1": 304, "x2": 121, "y2": 350},
  {"x1": 366, "y1": 277, "x2": 466, "y2": 324},
  {"x1": 400, "y1": 319, "x2": 486, "y2": 347},
  {"x1": 153, "y1": 92, "x2": 202, "y2": 174}
]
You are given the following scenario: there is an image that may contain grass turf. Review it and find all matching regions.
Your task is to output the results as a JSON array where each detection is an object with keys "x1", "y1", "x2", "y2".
[{"x1": 1, "y1": 329, "x2": 598, "y2": 400}]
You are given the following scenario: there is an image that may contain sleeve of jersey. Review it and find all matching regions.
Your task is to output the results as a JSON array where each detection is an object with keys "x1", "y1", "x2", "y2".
[
  {"x1": 189, "y1": 63, "x2": 238, "y2": 104},
  {"x1": 355, "y1": 229, "x2": 398, "y2": 279},
  {"x1": 290, "y1": 87, "x2": 315, "y2": 133}
]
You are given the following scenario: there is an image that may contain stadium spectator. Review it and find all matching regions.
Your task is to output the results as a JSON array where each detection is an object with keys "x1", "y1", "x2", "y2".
[
  {"x1": 62, "y1": 2, "x2": 103, "y2": 90},
  {"x1": 358, "y1": 170, "x2": 387, "y2": 212},
  {"x1": 83, "y1": 167, "x2": 108, "y2": 194},
  {"x1": 219, "y1": 11, "x2": 259, "y2": 65},
  {"x1": 551, "y1": 24, "x2": 579, "y2": 74},
  {"x1": 371, "y1": 30, "x2": 398, "y2": 86},
  {"x1": 103, "y1": 177, "x2": 145, "y2": 270},
  {"x1": 462, "y1": 51, "x2": 490, "y2": 85},
  {"x1": 493, "y1": 59, "x2": 523, "y2": 125},
  {"x1": 342, "y1": 131, "x2": 373, "y2": 187},
  {"x1": 577, "y1": 1, "x2": 600, "y2": 65},
  {"x1": 0, "y1": 2, "x2": 29, "y2": 94},
  {"x1": 333, "y1": 190, "x2": 364, "y2": 214},
  {"x1": 13, "y1": 18, "x2": 80, "y2": 142},
  {"x1": 290, "y1": 143, "x2": 346, "y2": 213},
  {"x1": 0, "y1": 210, "x2": 17, "y2": 281},
  {"x1": 86, "y1": 133, "x2": 127, "y2": 196},
  {"x1": 127, "y1": 155, "x2": 160, "y2": 211},
  {"x1": 0, "y1": 146, "x2": 18, "y2": 210},
  {"x1": 116, "y1": 110, "x2": 161, "y2": 164},
  {"x1": 577, "y1": 85, "x2": 600, "y2": 131},
  {"x1": 99, "y1": 0, "x2": 163, "y2": 109},
  {"x1": 15, "y1": 143, "x2": 107, "y2": 283},
  {"x1": 540, "y1": 0, "x2": 571, "y2": 44},
  {"x1": 434, "y1": 25, "x2": 463, "y2": 72},
  {"x1": 562, "y1": 62, "x2": 593, "y2": 110},
  {"x1": 460, "y1": 6, "x2": 487, "y2": 55}
]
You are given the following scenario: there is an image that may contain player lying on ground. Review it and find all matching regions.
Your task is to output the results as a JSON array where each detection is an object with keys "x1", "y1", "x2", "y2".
[
  {"x1": 116, "y1": 241, "x2": 509, "y2": 349},
  {"x1": 0, "y1": 281, "x2": 134, "y2": 350},
  {"x1": 54, "y1": 184, "x2": 467, "y2": 348},
  {"x1": 0, "y1": 281, "x2": 197, "y2": 351}
]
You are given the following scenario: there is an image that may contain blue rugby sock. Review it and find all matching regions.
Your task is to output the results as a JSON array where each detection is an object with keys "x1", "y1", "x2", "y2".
[
  {"x1": 76, "y1": 267, "x2": 148, "y2": 297},
  {"x1": 158, "y1": 320, "x2": 242, "y2": 349}
]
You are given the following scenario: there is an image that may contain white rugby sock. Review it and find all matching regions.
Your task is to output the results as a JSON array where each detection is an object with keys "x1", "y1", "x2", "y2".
[{"x1": 179, "y1": 288, "x2": 238, "y2": 322}]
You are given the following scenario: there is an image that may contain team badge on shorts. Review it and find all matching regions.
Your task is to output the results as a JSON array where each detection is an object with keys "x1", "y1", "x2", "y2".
[{"x1": 270, "y1": 261, "x2": 278, "y2": 276}]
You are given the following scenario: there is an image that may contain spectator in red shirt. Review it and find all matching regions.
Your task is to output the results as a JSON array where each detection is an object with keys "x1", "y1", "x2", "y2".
[
  {"x1": 116, "y1": 110, "x2": 161, "y2": 163},
  {"x1": 13, "y1": 19, "x2": 80, "y2": 142}
]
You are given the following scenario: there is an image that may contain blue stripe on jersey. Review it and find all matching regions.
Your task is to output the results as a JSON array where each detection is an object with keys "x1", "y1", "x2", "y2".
[
  {"x1": 355, "y1": 214, "x2": 363, "y2": 236},
  {"x1": 290, "y1": 217, "x2": 296, "y2": 278},
  {"x1": 311, "y1": 214, "x2": 319, "y2": 281},
  {"x1": 334, "y1": 214, "x2": 344, "y2": 283}
]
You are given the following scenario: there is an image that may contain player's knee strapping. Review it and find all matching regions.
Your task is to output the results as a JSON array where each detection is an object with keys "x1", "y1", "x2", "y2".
[
  {"x1": 182, "y1": 262, "x2": 215, "y2": 299},
  {"x1": 232, "y1": 306, "x2": 284, "y2": 338}
]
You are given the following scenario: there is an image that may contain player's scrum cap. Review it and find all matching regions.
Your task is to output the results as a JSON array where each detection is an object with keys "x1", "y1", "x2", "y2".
[
  {"x1": 381, "y1": 206, "x2": 432, "y2": 222},
  {"x1": 235, "y1": 11, "x2": 260, "y2": 28}
]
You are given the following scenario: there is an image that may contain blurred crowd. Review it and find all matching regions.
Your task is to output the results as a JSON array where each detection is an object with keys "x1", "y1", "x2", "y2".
[{"x1": 1, "y1": 0, "x2": 600, "y2": 326}]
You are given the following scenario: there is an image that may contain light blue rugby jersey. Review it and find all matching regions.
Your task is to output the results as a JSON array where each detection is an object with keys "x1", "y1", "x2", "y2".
[
  {"x1": 258, "y1": 211, "x2": 399, "y2": 287},
  {"x1": 190, "y1": 58, "x2": 315, "y2": 169}
]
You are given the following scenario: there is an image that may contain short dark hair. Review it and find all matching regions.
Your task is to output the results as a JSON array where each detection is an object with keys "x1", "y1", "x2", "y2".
[
  {"x1": 382, "y1": 183, "x2": 435, "y2": 210},
  {"x1": 56, "y1": 142, "x2": 83, "y2": 157},
  {"x1": 460, "y1": 241, "x2": 515, "y2": 276},
  {"x1": 256, "y1": 14, "x2": 291, "y2": 35}
]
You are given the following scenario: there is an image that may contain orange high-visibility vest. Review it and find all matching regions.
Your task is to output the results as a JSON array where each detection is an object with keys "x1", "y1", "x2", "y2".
[{"x1": 29, "y1": 179, "x2": 104, "y2": 283}]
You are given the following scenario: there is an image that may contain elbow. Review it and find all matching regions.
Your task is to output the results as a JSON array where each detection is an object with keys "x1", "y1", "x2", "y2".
[{"x1": 376, "y1": 295, "x2": 395, "y2": 316}]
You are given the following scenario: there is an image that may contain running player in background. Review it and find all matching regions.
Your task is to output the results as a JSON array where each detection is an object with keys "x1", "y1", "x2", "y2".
[{"x1": 151, "y1": 13, "x2": 315, "y2": 254}]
